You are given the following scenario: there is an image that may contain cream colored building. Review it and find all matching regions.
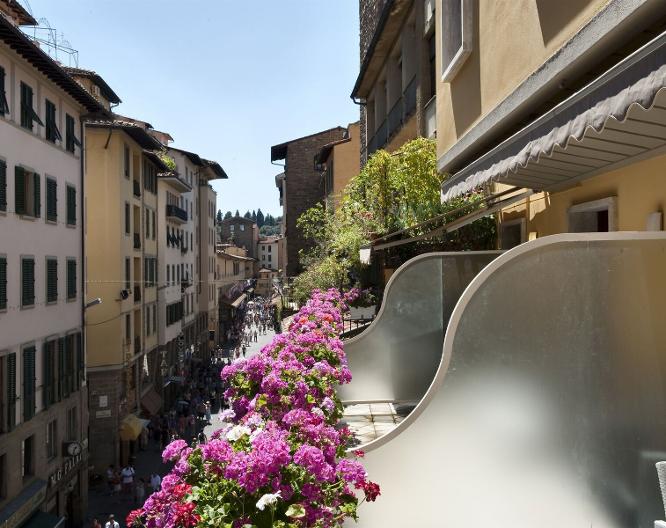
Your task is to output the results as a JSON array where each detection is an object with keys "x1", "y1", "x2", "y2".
[
  {"x1": 215, "y1": 246, "x2": 254, "y2": 344},
  {"x1": 436, "y1": 0, "x2": 666, "y2": 245},
  {"x1": 0, "y1": 4, "x2": 104, "y2": 524},
  {"x1": 257, "y1": 236, "x2": 282, "y2": 272}
]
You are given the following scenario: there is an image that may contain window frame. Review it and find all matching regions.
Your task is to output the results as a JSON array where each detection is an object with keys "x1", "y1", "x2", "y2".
[
  {"x1": 20, "y1": 82, "x2": 43, "y2": 131},
  {"x1": 66, "y1": 258, "x2": 77, "y2": 301},
  {"x1": 46, "y1": 419, "x2": 57, "y2": 461},
  {"x1": 21, "y1": 256, "x2": 35, "y2": 308},
  {"x1": 45, "y1": 176, "x2": 57, "y2": 223},
  {"x1": 65, "y1": 114, "x2": 80, "y2": 154},
  {"x1": 568, "y1": 196, "x2": 617, "y2": 233},
  {"x1": 66, "y1": 184, "x2": 76, "y2": 226},
  {"x1": 21, "y1": 434, "x2": 34, "y2": 480},
  {"x1": 440, "y1": 0, "x2": 473, "y2": 83},
  {"x1": 44, "y1": 99, "x2": 61, "y2": 143},
  {"x1": 0, "y1": 66, "x2": 9, "y2": 117}
]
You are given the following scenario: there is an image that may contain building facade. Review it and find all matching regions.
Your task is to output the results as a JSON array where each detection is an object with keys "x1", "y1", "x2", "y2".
[
  {"x1": 435, "y1": 0, "x2": 666, "y2": 245},
  {"x1": 257, "y1": 236, "x2": 282, "y2": 272},
  {"x1": 270, "y1": 127, "x2": 346, "y2": 277},
  {"x1": 315, "y1": 122, "x2": 361, "y2": 210},
  {"x1": 0, "y1": 4, "x2": 104, "y2": 525},
  {"x1": 219, "y1": 216, "x2": 258, "y2": 259},
  {"x1": 84, "y1": 119, "x2": 164, "y2": 472},
  {"x1": 354, "y1": 0, "x2": 436, "y2": 166}
]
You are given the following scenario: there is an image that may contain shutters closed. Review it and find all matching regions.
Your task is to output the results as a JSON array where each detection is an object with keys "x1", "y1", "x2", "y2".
[
  {"x1": 0, "y1": 160, "x2": 6, "y2": 212},
  {"x1": 21, "y1": 258, "x2": 34, "y2": 307},
  {"x1": 46, "y1": 258, "x2": 57, "y2": 303},
  {"x1": 0, "y1": 257, "x2": 6, "y2": 310},
  {"x1": 46, "y1": 178, "x2": 57, "y2": 221},
  {"x1": 15, "y1": 166, "x2": 25, "y2": 215},
  {"x1": 58, "y1": 338, "x2": 65, "y2": 400},
  {"x1": 22, "y1": 346, "x2": 35, "y2": 422},
  {"x1": 66, "y1": 186, "x2": 76, "y2": 225},
  {"x1": 6, "y1": 353, "x2": 16, "y2": 432},
  {"x1": 67, "y1": 260, "x2": 76, "y2": 299},
  {"x1": 75, "y1": 332, "x2": 83, "y2": 390},
  {"x1": 33, "y1": 173, "x2": 40, "y2": 218}
]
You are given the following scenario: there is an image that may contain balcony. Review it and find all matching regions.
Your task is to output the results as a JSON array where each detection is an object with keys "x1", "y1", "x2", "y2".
[
  {"x1": 368, "y1": 119, "x2": 388, "y2": 157},
  {"x1": 388, "y1": 96, "x2": 404, "y2": 139},
  {"x1": 133, "y1": 233, "x2": 141, "y2": 249},
  {"x1": 133, "y1": 180, "x2": 141, "y2": 198},
  {"x1": 404, "y1": 76, "x2": 417, "y2": 119},
  {"x1": 134, "y1": 285, "x2": 141, "y2": 303},
  {"x1": 166, "y1": 204, "x2": 188, "y2": 224}
]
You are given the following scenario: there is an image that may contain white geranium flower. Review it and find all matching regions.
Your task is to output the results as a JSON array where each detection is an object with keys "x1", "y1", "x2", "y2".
[
  {"x1": 226, "y1": 424, "x2": 251, "y2": 442},
  {"x1": 256, "y1": 491, "x2": 281, "y2": 511}
]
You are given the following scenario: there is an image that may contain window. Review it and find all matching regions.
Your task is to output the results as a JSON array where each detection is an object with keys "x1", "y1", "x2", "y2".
[
  {"x1": 125, "y1": 257, "x2": 130, "y2": 289},
  {"x1": 152, "y1": 304, "x2": 156, "y2": 333},
  {"x1": 21, "y1": 435, "x2": 34, "y2": 478},
  {"x1": 499, "y1": 219, "x2": 525, "y2": 250},
  {"x1": 65, "y1": 114, "x2": 80, "y2": 153},
  {"x1": 46, "y1": 177, "x2": 57, "y2": 222},
  {"x1": 268, "y1": 245, "x2": 271, "y2": 253},
  {"x1": 66, "y1": 259, "x2": 76, "y2": 300},
  {"x1": 15, "y1": 167, "x2": 40, "y2": 218},
  {"x1": 46, "y1": 420, "x2": 57, "y2": 460},
  {"x1": 145, "y1": 208, "x2": 150, "y2": 238},
  {"x1": 0, "y1": 66, "x2": 9, "y2": 116},
  {"x1": 43, "y1": 340, "x2": 57, "y2": 408},
  {"x1": 66, "y1": 185, "x2": 76, "y2": 225},
  {"x1": 440, "y1": 0, "x2": 473, "y2": 82},
  {"x1": 45, "y1": 100, "x2": 61, "y2": 143},
  {"x1": 124, "y1": 144, "x2": 130, "y2": 178},
  {"x1": 230, "y1": 224, "x2": 234, "y2": 232},
  {"x1": 568, "y1": 197, "x2": 617, "y2": 233},
  {"x1": 166, "y1": 265, "x2": 170, "y2": 284},
  {"x1": 21, "y1": 257, "x2": 34, "y2": 307},
  {"x1": 125, "y1": 314, "x2": 131, "y2": 342},
  {"x1": 125, "y1": 202, "x2": 130, "y2": 234},
  {"x1": 0, "y1": 256, "x2": 6, "y2": 311},
  {"x1": 66, "y1": 407, "x2": 77, "y2": 440},
  {"x1": 428, "y1": 33, "x2": 436, "y2": 99},
  {"x1": 151, "y1": 210, "x2": 156, "y2": 240},
  {"x1": 46, "y1": 258, "x2": 57, "y2": 303},
  {"x1": 240, "y1": 224, "x2": 245, "y2": 231},
  {"x1": 0, "y1": 159, "x2": 6, "y2": 212},
  {"x1": 20, "y1": 82, "x2": 42, "y2": 130},
  {"x1": 22, "y1": 346, "x2": 35, "y2": 422},
  {"x1": 2, "y1": 354, "x2": 16, "y2": 433}
]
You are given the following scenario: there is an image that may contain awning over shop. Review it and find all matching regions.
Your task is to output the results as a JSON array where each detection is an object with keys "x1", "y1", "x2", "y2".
[
  {"x1": 231, "y1": 293, "x2": 246, "y2": 308},
  {"x1": 119, "y1": 414, "x2": 149, "y2": 442},
  {"x1": 140, "y1": 389, "x2": 162, "y2": 416},
  {"x1": 442, "y1": 29, "x2": 666, "y2": 201}
]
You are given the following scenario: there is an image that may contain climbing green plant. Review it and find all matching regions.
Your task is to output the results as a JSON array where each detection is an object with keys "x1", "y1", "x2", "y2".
[{"x1": 292, "y1": 137, "x2": 496, "y2": 304}]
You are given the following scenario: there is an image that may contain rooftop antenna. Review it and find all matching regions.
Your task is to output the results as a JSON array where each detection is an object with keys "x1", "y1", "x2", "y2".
[{"x1": 22, "y1": 15, "x2": 79, "y2": 67}]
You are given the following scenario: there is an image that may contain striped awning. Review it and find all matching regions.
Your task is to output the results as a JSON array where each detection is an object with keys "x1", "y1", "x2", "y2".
[{"x1": 442, "y1": 29, "x2": 666, "y2": 201}]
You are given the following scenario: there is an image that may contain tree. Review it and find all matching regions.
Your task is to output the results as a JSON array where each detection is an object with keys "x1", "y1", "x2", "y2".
[
  {"x1": 251, "y1": 210, "x2": 257, "y2": 223},
  {"x1": 234, "y1": 210, "x2": 240, "y2": 217},
  {"x1": 216, "y1": 210, "x2": 223, "y2": 224},
  {"x1": 256, "y1": 209, "x2": 265, "y2": 227},
  {"x1": 243, "y1": 211, "x2": 251, "y2": 219},
  {"x1": 224, "y1": 211, "x2": 232, "y2": 220}
]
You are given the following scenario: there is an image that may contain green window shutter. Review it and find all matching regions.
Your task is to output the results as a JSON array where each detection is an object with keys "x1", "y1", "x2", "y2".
[
  {"x1": 57, "y1": 338, "x2": 65, "y2": 401},
  {"x1": 66, "y1": 186, "x2": 76, "y2": 225},
  {"x1": 46, "y1": 178, "x2": 57, "y2": 222},
  {"x1": 0, "y1": 66, "x2": 8, "y2": 116},
  {"x1": 6, "y1": 353, "x2": 16, "y2": 432},
  {"x1": 0, "y1": 257, "x2": 6, "y2": 310},
  {"x1": 75, "y1": 332, "x2": 83, "y2": 390},
  {"x1": 0, "y1": 160, "x2": 6, "y2": 212},
  {"x1": 33, "y1": 173, "x2": 40, "y2": 218},
  {"x1": 21, "y1": 258, "x2": 34, "y2": 307},
  {"x1": 15, "y1": 166, "x2": 25, "y2": 215},
  {"x1": 42, "y1": 343, "x2": 51, "y2": 409},
  {"x1": 65, "y1": 335, "x2": 74, "y2": 397},
  {"x1": 67, "y1": 260, "x2": 76, "y2": 299},
  {"x1": 125, "y1": 258, "x2": 130, "y2": 289},
  {"x1": 125, "y1": 203, "x2": 130, "y2": 234},
  {"x1": 46, "y1": 258, "x2": 57, "y2": 303},
  {"x1": 23, "y1": 346, "x2": 35, "y2": 422}
]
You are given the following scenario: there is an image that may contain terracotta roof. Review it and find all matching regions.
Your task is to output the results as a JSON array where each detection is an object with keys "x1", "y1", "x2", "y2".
[
  {"x1": 0, "y1": 15, "x2": 104, "y2": 113},
  {"x1": 62, "y1": 66, "x2": 121, "y2": 104},
  {"x1": 4, "y1": 1, "x2": 36, "y2": 26},
  {"x1": 202, "y1": 158, "x2": 228, "y2": 179},
  {"x1": 315, "y1": 137, "x2": 352, "y2": 164},
  {"x1": 85, "y1": 119, "x2": 162, "y2": 150},
  {"x1": 168, "y1": 146, "x2": 203, "y2": 166}
]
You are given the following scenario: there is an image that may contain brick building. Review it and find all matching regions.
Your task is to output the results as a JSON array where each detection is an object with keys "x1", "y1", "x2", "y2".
[{"x1": 270, "y1": 127, "x2": 346, "y2": 277}]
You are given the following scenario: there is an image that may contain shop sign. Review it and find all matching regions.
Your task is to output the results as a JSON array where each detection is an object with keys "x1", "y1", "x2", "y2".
[
  {"x1": 48, "y1": 453, "x2": 83, "y2": 488},
  {"x1": 96, "y1": 409, "x2": 112, "y2": 418}
]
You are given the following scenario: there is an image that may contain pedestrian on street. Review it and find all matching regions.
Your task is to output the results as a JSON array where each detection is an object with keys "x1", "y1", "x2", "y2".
[
  {"x1": 205, "y1": 401, "x2": 212, "y2": 423},
  {"x1": 104, "y1": 514, "x2": 119, "y2": 528},
  {"x1": 135, "y1": 477, "x2": 146, "y2": 505},
  {"x1": 90, "y1": 518, "x2": 102, "y2": 528},
  {"x1": 106, "y1": 465, "x2": 115, "y2": 495},
  {"x1": 121, "y1": 464, "x2": 135, "y2": 496},
  {"x1": 150, "y1": 472, "x2": 161, "y2": 492}
]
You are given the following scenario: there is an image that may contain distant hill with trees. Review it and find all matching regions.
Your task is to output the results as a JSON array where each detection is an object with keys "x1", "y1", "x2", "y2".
[{"x1": 217, "y1": 208, "x2": 282, "y2": 238}]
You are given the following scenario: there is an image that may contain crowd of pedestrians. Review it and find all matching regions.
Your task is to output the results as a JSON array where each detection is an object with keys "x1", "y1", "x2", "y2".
[{"x1": 228, "y1": 297, "x2": 277, "y2": 360}]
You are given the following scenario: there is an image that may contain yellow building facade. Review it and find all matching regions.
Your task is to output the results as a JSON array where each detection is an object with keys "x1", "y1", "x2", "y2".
[
  {"x1": 84, "y1": 121, "x2": 164, "y2": 470},
  {"x1": 436, "y1": 0, "x2": 666, "y2": 243},
  {"x1": 316, "y1": 122, "x2": 361, "y2": 210}
]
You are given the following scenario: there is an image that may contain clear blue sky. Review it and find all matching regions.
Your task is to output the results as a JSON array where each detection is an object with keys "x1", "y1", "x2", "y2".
[{"x1": 25, "y1": 0, "x2": 361, "y2": 219}]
